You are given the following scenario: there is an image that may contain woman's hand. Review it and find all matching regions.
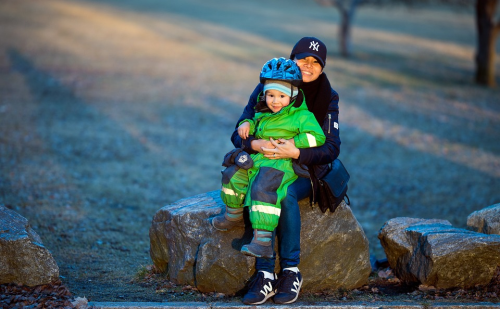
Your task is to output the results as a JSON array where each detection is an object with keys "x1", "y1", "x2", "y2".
[
  {"x1": 238, "y1": 122, "x2": 251, "y2": 140},
  {"x1": 251, "y1": 139, "x2": 274, "y2": 153},
  {"x1": 262, "y1": 138, "x2": 300, "y2": 160}
]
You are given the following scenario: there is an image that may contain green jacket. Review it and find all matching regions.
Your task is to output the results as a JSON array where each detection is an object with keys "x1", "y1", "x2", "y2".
[{"x1": 241, "y1": 90, "x2": 325, "y2": 231}]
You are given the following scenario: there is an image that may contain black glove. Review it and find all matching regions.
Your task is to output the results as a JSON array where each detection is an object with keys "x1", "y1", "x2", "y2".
[
  {"x1": 222, "y1": 148, "x2": 253, "y2": 169},
  {"x1": 234, "y1": 150, "x2": 253, "y2": 170},
  {"x1": 222, "y1": 148, "x2": 243, "y2": 167}
]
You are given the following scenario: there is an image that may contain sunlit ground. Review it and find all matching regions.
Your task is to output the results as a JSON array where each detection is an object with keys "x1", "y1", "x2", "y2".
[{"x1": 1, "y1": 0, "x2": 499, "y2": 301}]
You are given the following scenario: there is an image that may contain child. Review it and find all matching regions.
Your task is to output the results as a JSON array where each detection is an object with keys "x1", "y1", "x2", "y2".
[{"x1": 212, "y1": 57, "x2": 326, "y2": 259}]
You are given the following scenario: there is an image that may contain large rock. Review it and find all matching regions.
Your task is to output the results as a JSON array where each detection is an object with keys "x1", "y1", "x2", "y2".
[
  {"x1": 378, "y1": 217, "x2": 500, "y2": 289},
  {"x1": 0, "y1": 205, "x2": 59, "y2": 286},
  {"x1": 467, "y1": 203, "x2": 500, "y2": 235},
  {"x1": 149, "y1": 190, "x2": 371, "y2": 295}
]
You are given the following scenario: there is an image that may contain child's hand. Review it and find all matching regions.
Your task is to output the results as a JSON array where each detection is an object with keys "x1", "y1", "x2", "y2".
[{"x1": 238, "y1": 122, "x2": 251, "y2": 140}]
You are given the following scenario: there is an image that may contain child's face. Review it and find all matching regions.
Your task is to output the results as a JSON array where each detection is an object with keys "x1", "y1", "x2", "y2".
[{"x1": 265, "y1": 89, "x2": 291, "y2": 113}]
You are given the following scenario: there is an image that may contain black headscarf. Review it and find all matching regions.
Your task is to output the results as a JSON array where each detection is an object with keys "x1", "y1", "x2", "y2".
[{"x1": 300, "y1": 73, "x2": 332, "y2": 124}]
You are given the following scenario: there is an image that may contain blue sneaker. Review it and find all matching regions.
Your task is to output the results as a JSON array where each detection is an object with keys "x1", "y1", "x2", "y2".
[
  {"x1": 242, "y1": 271, "x2": 276, "y2": 305},
  {"x1": 273, "y1": 269, "x2": 303, "y2": 304}
]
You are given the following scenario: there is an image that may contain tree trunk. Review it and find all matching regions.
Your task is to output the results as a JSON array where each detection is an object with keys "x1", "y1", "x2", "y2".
[
  {"x1": 339, "y1": 10, "x2": 351, "y2": 57},
  {"x1": 336, "y1": 0, "x2": 363, "y2": 58},
  {"x1": 475, "y1": 0, "x2": 499, "y2": 87}
]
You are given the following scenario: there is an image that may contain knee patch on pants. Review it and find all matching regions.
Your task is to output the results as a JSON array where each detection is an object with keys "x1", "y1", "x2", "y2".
[{"x1": 250, "y1": 167, "x2": 284, "y2": 205}]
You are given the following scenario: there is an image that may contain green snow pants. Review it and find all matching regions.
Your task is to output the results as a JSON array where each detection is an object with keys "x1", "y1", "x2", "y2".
[{"x1": 220, "y1": 153, "x2": 298, "y2": 231}]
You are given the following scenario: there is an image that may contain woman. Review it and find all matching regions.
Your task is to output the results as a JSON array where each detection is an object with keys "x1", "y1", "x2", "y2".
[{"x1": 231, "y1": 37, "x2": 341, "y2": 305}]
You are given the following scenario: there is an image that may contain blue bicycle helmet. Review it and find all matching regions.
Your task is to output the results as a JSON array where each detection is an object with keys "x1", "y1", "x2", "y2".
[{"x1": 259, "y1": 57, "x2": 302, "y2": 87}]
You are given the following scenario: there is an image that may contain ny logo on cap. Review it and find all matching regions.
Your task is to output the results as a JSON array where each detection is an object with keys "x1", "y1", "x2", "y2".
[{"x1": 309, "y1": 41, "x2": 319, "y2": 51}]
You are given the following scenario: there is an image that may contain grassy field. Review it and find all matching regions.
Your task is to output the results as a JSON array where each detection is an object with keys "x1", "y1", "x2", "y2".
[{"x1": 1, "y1": 0, "x2": 499, "y2": 302}]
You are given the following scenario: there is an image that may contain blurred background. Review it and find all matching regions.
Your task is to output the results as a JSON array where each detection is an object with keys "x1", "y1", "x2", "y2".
[{"x1": 1, "y1": 0, "x2": 499, "y2": 302}]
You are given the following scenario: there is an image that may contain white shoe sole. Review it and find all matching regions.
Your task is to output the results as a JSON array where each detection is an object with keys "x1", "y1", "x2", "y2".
[
  {"x1": 243, "y1": 291, "x2": 275, "y2": 305},
  {"x1": 240, "y1": 246, "x2": 273, "y2": 259}
]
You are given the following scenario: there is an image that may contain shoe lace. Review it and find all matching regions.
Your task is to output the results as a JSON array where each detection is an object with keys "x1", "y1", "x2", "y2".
[{"x1": 275, "y1": 270, "x2": 296, "y2": 292}]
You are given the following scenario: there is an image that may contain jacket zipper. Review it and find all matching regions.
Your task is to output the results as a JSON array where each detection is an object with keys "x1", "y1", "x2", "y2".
[{"x1": 328, "y1": 114, "x2": 331, "y2": 134}]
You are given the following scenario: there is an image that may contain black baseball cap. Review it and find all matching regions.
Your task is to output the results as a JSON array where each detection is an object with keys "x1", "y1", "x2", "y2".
[{"x1": 290, "y1": 37, "x2": 327, "y2": 68}]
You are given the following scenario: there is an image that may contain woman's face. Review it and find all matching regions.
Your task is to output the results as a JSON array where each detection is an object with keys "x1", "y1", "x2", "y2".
[
  {"x1": 265, "y1": 89, "x2": 291, "y2": 113},
  {"x1": 295, "y1": 56, "x2": 323, "y2": 83}
]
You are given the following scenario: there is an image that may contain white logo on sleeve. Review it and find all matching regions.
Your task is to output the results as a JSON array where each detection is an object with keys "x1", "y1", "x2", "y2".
[
  {"x1": 334, "y1": 122, "x2": 339, "y2": 129},
  {"x1": 309, "y1": 41, "x2": 319, "y2": 51}
]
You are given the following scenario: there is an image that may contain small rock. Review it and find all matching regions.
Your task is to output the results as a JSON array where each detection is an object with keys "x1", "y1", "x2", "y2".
[
  {"x1": 0, "y1": 205, "x2": 59, "y2": 286},
  {"x1": 71, "y1": 296, "x2": 88, "y2": 309},
  {"x1": 379, "y1": 217, "x2": 500, "y2": 289},
  {"x1": 467, "y1": 203, "x2": 500, "y2": 235}
]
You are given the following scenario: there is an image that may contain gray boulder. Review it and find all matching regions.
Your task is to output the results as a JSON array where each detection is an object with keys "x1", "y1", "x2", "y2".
[
  {"x1": 0, "y1": 205, "x2": 60, "y2": 286},
  {"x1": 378, "y1": 217, "x2": 500, "y2": 289},
  {"x1": 149, "y1": 190, "x2": 371, "y2": 295},
  {"x1": 467, "y1": 203, "x2": 500, "y2": 235}
]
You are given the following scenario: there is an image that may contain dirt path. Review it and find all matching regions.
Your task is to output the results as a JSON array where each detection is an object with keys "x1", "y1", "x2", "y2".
[{"x1": 1, "y1": 0, "x2": 499, "y2": 302}]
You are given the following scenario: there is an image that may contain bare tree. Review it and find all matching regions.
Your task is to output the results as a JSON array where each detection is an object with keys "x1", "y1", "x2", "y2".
[
  {"x1": 315, "y1": 0, "x2": 499, "y2": 87},
  {"x1": 314, "y1": 0, "x2": 367, "y2": 57},
  {"x1": 475, "y1": 0, "x2": 500, "y2": 86}
]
